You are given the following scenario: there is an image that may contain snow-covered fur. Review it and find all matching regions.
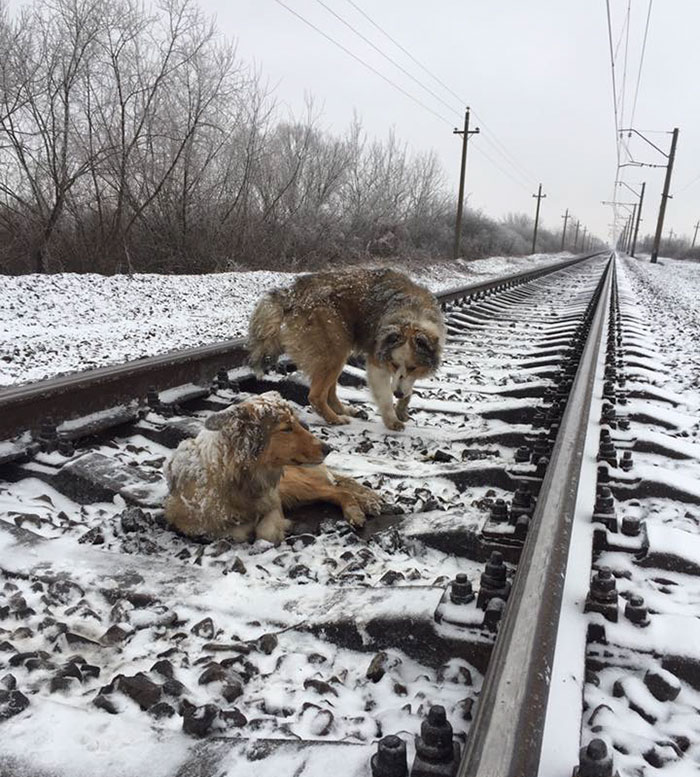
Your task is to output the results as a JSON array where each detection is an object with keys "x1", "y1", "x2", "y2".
[
  {"x1": 247, "y1": 269, "x2": 445, "y2": 430},
  {"x1": 164, "y1": 392, "x2": 384, "y2": 543}
]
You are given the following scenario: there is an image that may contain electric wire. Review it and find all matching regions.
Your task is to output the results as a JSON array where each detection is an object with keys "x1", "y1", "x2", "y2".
[
  {"x1": 629, "y1": 0, "x2": 653, "y2": 130},
  {"x1": 340, "y1": 0, "x2": 539, "y2": 186},
  {"x1": 271, "y1": 0, "x2": 534, "y2": 192},
  {"x1": 311, "y1": 0, "x2": 458, "y2": 118},
  {"x1": 605, "y1": 0, "x2": 623, "y2": 239},
  {"x1": 618, "y1": 0, "x2": 632, "y2": 128},
  {"x1": 270, "y1": 0, "x2": 453, "y2": 125}
]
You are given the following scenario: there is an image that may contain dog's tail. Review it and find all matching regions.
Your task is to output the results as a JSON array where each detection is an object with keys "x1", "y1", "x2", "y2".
[{"x1": 248, "y1": 289, "x2": 288, "y2": 377}]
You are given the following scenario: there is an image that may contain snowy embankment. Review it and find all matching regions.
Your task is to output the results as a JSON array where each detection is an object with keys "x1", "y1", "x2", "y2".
[{"x1": 0, "y1": 253, "x2": 573, "y2": 387}]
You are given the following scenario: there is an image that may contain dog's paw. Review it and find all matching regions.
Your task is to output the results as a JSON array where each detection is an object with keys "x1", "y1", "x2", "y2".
[
  {"x1": 356, "y1": 493, "x2": 384, "y2": 517},
  {"x1": 328, "y1": 414, "x2": 351, "y2": 425},
  {"x1": 255, "y1": 517, "x2": 289, "y2": 545},
  {"x1": 384, "y1": 417, "x2": 405, "y2": 432},
  {"x1": 343, "y1": 505, "x2": 366, "y2": 528},
  {"x1": 395, "y1": 405, "x2": 410, "y2": 422}
]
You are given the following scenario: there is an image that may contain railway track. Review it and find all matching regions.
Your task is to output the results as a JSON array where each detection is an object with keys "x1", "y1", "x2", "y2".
[{"x1": 0, "y1": 252, "x2": 698, "y2": 777}]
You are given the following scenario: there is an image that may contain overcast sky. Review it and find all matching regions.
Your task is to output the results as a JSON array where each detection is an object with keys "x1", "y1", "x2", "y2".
[{"x1": 196, "y1": 0, "x2": 700, "y2": 247}]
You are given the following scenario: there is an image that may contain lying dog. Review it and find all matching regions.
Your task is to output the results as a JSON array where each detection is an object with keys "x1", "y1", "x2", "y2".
[
  {"x1": 248, "y1": 268, "x2": 445, "y2": 430},
  {"x1": 164, "y1": 392, "x2": 383, "y2": 544}
]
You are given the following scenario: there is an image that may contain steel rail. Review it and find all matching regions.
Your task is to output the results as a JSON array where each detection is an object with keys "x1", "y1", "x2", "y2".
[
  {"x1": 457, "y1": 254, "x2": 614, "y2": 777},
  {"x1": 0, "y1": 252, "x2": 605, "y2": 440}
]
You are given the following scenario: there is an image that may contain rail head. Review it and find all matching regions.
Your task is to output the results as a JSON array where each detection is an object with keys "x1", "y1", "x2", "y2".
[{"x1": 457, "y1": 254, "x2": 614, "y2": 777}]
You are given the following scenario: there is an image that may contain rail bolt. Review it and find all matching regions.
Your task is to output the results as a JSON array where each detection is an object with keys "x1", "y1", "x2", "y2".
[
  {"x1": 573, "y1": 738, "x2": 619, "y2": 777},
  {"x1": 545, "y1": 401, "x2": 562, "y2": 425},
  {"x1": 624, "y1": 595, "x2": 649, "y2": 627},
  {"x1": 372, "y1": 734, "x2": 408, "y2": 777},
  {"x1": 532, "y1": 432, "x2": 550, "y2": 461},
  {"x1": 620, "y1": 451, "x2": 633, "y2": 472},
  {"x1": 535, "y1": 456, "x2": 549, "y2": 479},
  {"x1": 585, "y1": 567, "x2": 618, "y2": 623},
  {"x1": 57, "y1": 438, "x2": 75, "y2": 457},
  {"x1": 597, "y1": 437, "x2": 617, "y2": 468},
  {"x1": 489, "y1": 499, "x2": 509, "y2": 523},
  {"x1": 514, "y1": 514, "x2": 530, "y2": 540},
  {"x1": 510, "y1": 484, "x2": 534, "y2": 521},
  {"x1": 594, "y1": 487, "x2": 614, "y2": 516},
  {"x1": 532, "y1": 409, "x2": 547, "y2": 429},
  {"x1": 410, "y1": 706, "x2": 461, "y2": 777},
  {"x1": 477, "y1": 551, "x2": 511, "y2": 609},
  {"x1": 146, "y1": 388, "x2": 161, "y2": 409},
  {"x1": 450, "y1": 574, "x2": 475, "y2": 605},
  {"x1": 620, "y1": 515, "x2": 640, "y2": 537},
  {"x1": 483, "y1": 597, "x2": 506, "y2": 632},
  {"x1": 601, "y1": 403, "x2": 616, "y2": 420},
  {"x1": 214, "y1": 368, "x2": 230, "y2": 389},
  {"x1": 37, "y1": 421, "x2": 58, "y2": 452},
  {"x1": 514, "y1": 446, "x2": 531, "y2": 463}
]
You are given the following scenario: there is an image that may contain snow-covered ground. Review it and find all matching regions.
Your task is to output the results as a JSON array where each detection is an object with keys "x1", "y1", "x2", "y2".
[{"x1": 0, "y1": 252, "x2": 574, "y2": 387}]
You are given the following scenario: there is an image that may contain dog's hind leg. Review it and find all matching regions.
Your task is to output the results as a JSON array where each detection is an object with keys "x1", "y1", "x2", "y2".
[
  {"x1": 327, "y1": 379, "x2": 360, "y2": 418},
  {"x1": 308, "y1": 362, "x2": 351, "y2": 425}
]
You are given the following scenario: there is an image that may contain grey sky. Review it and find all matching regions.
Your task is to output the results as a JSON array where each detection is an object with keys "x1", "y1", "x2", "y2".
[{"x1": 198, "y1": 0, "x2": 700, "y2": 247}]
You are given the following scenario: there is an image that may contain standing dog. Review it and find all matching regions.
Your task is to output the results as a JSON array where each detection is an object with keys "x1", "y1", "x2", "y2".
[
  {"x1": 248, "y1": 269, "x2": 445, "y2": 430},
  {"x1": 164, "y1": 393, "x2": 383, "y2": 544}
]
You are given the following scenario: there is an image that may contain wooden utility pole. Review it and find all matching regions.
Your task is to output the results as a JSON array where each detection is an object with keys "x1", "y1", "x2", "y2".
[
  {"x1": 651, "y1": 128, "x2": 679, "y2": 264},
  {"x1": 692, "y1": 220, "x2": 700, "y2": 248},
  {"x1": 453, "y1": 107, "x2": 480, "y2": 260},
  {"x1": 560, "y1": 209, "x2": 570, "y2": 250},
  {"x1": 531, "y1": 184, "x2": 546, "y2": 254},
  {"x1": 581, "y1": 226, "x2": 588, "y2": 251},
  {"x1": 573, "y1": 220, "x2": 580, "y2": 251},
  {"x1": 631, "y1": 182, "x2": 645, "y2": 257}
]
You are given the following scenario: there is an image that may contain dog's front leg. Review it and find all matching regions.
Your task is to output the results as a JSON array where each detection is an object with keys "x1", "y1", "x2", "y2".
[
  {"x1": 367, "y1": 362, "x2": 404, "y2": 431},
  {"x1": 255, "y1": 508, "x2": 290, "y2": 545}
]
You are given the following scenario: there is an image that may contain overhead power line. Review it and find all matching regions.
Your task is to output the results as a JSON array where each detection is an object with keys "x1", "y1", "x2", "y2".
[
  {"x1": 270, "y1": 0, "x2": 452, "y2": 124},
  {"x1": 312, "y1": 0, "x2": 458, "y2": 117},
  {"x1": 629, "y1": 0, "x2": 653, "y2": 129},
  {"x1": 618, "y1": 0, "x2": 632, "y2": 128},
  {"x1": 271, "y1": 0, "x2": 535, "y2": 192},
  {"x1": 340, "y1": 0, "x2": 538, "y2": 185}
]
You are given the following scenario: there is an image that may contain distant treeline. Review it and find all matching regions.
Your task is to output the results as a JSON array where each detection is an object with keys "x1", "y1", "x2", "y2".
[
  {"x1": 0, "y1": 0, "x2": 596, "y2": 275},
  {"x1": 633, "y1": 235, "x2": 700, "y2": 262}
]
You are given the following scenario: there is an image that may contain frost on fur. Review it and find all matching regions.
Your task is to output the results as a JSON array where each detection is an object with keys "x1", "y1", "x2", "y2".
[{"x1": 248, "y1": 290, "x2": 287, "y2": 377}]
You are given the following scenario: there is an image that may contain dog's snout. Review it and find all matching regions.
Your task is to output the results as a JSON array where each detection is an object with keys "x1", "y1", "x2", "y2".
[
  {"x1": 321, "y1": 442, "x2": 333, "y2": 458},
  {"x1": 393, "y1": 389, "x2": 404, "y2": 399}
]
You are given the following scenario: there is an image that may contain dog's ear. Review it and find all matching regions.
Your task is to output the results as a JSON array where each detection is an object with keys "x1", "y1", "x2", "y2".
[
  {"x1": 205, "y1": 406, "x2": 238, "y2": 432},
  {"x1": 413, "y1": 331, "x2": 441, "y2": 369},
  {"x1": 206, "y1": 403, "x2": 273, "y2": 461},
  {"x1": 376, "y1": 326, "x2": 405, "y2": 362}
]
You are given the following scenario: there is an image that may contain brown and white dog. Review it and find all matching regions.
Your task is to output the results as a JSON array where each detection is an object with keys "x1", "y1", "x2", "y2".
[
  {"x1": 163, "y1": 392, "x2": 383, "y2": 544},
  {"x1": 248, "y1": 268, "x2": 445, "y2": 430}
]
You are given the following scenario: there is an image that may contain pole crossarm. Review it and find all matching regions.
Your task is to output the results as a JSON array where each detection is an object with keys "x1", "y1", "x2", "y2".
[
  {"x1": 619, "y1": 128, "x2": 672, "y2": 159},
  {"x1": 619, "y1": 161, "x2": 666, "y2": 169}
]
